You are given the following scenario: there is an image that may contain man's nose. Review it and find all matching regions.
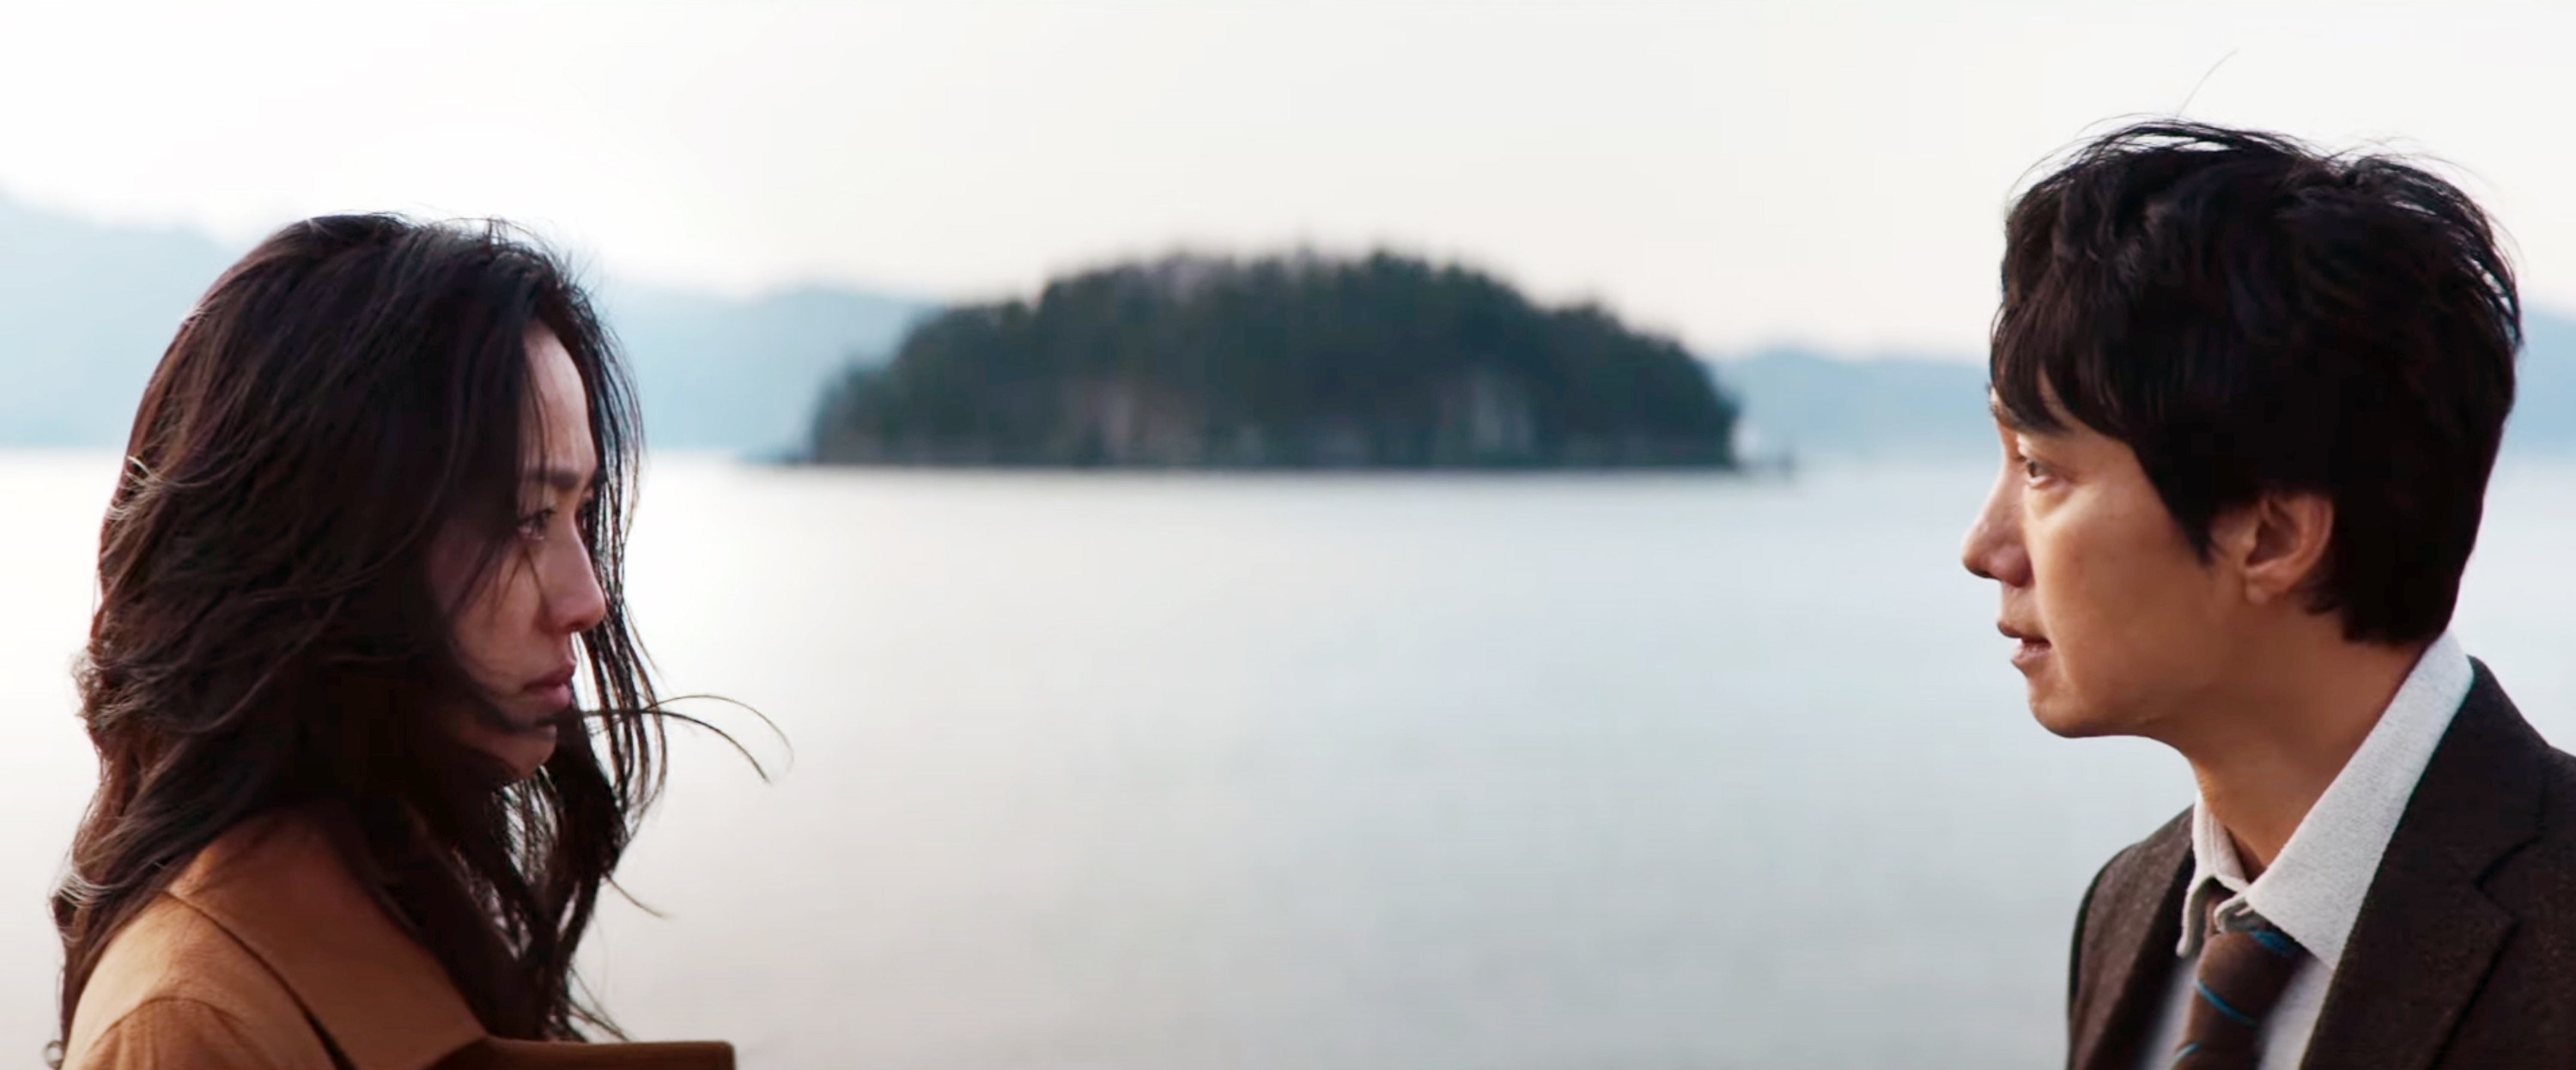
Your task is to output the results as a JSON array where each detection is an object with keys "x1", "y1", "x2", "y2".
[{"x1": 1961, "y1": 477, "x2": 2030, "y2": 587}]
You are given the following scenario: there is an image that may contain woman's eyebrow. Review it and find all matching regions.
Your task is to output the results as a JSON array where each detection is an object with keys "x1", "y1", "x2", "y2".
[{"x1": 522, "y1": 465, "x2": 599, "y2": 493}]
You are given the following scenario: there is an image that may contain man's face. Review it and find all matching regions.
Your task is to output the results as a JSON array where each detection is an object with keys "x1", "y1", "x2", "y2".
[{"x1": 1960, "y1": 395, "x2": 2240, "y2": 739}]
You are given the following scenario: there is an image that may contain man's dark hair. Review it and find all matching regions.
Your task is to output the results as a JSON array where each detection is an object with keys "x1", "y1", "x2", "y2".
[{"x1": 1992, "y1": 120, "x2": 2520, "y2": 645}]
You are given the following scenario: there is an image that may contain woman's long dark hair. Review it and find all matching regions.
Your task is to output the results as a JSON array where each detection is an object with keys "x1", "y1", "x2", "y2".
[{"x1": 54, "y1": 215, "x2": 664, "y2": 1048}]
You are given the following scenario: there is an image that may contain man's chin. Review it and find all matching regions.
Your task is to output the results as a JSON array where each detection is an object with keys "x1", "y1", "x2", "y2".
[{"x1": 2026, "y1": 687, "x2": 2122, "y2": 739}]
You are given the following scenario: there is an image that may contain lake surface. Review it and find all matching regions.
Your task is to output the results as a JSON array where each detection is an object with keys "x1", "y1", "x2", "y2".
[{"x1": 4, "y1": 453, "x2": 2574, "y2": 1068}]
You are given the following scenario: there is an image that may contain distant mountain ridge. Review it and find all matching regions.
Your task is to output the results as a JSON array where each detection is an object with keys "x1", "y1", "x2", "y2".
[
  {"x1": 12, "y1": 194, "x2": 2576, "y2": 461},
  {"x1": 596, "y1": 281, "x2": 929, "y2": 453},
  {"x1": 0, "y1": 196, "x2": 931, "y2": 454},
  {"x1": 1721, "y1": 315, "x2": 2576, "y2": 460},
  {"x1": 0, "y1": 198, "x2": 236, "y2": 446},
  {"x1": 1716, "y1": 350, "x2": 1990, "y2": 459}
]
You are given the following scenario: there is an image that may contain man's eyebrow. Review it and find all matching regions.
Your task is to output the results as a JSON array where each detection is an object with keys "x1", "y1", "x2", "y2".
[{"x1": 1988, "y1": 394, "x2": 2036, "y2": 434}]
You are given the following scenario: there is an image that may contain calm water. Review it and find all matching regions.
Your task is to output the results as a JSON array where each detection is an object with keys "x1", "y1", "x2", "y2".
[{"x1": 5, "y1": 453, "x2": 2575, "y2": 1068}]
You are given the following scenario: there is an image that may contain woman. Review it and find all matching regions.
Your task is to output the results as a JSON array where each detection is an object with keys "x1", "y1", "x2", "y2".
[{"x1": 52, "y1": 216, "x2": 730, "y2": 1068}]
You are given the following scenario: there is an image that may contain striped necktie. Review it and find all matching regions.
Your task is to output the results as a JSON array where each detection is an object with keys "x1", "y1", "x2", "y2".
[{"x1": 2170, "y1": 900, "x2": 2308, "y2": 1069}]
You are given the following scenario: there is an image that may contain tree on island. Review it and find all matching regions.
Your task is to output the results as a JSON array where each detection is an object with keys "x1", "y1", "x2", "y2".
[{"x1": 807, "y1": 252, "x2": 1739, "y2": 468}]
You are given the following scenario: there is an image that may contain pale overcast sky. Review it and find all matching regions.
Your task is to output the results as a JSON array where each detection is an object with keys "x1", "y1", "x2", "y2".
[{"x1": 3, "y1": 0, "x2": 2570, "y2": 358}]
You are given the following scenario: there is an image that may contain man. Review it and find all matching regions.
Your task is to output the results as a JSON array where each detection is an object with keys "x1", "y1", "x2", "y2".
[{"x1": 1960, "y1": 121, "x2": 2575, "y2": 1070}]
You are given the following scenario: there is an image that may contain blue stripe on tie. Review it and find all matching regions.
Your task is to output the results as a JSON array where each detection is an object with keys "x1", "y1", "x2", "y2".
[
  {"x1": 2169, "y1": 1042, "x2": 2202, "y2": 1067},
  {"x1": 2251, "y1": 928, "x2": 2300, "y2": 959},
  {"x1": 2196, "y1": 981, "x2": 2259, "y2": 1028}
]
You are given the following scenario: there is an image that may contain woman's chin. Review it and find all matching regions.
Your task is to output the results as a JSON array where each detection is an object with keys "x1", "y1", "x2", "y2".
[
  {"x1": 498, "y1": 723, "x2": 560, "y2": 781},
  {"x1": 459, "y1": 716, "x2": 560, "y2": 781}
]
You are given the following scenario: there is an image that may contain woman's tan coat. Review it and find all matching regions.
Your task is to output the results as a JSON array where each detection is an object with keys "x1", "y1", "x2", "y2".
[{"x1": 62, "y1": 811, "x2": 731, "y2": 1070}]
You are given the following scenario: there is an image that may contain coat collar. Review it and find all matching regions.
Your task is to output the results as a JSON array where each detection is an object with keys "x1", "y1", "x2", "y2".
[
  {"x1": 2072, "y1": 661, "x2": 2547, "y2": 1070},
  {"x1": 2297, "y1": 661, "x2": 2543, "y2": 1070},
  {"x1": 2169, "y1": 634, "x2": 2476, "y2": 970},
  {"x1": 2069, "y1": 812, "x2": 2191, "y2": 1070},
  {"x1": 168, "y1": 808, "x2": 488, "y2": 1070}
]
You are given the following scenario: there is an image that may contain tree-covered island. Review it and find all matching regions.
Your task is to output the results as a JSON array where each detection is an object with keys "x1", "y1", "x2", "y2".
[{"x1": 806, "y1": 252, "x2": 1739, "y2": 469}]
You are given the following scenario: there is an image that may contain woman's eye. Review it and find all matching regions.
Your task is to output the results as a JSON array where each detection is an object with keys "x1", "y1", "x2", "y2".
[
  {"x1": 2020, "y1": 458, "x2": 2049, "y2": 483},
  {"x1": 516, "y1": 508, "x2": 556, "y2": 541}
]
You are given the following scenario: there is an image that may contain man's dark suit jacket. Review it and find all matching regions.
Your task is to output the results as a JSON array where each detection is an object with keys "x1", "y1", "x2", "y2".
[{"x1": 2069, "y1": 664, "x2": 2576, "y2": 1070}]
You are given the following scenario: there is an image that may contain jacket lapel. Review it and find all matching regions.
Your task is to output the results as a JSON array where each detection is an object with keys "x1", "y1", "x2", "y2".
[
  {"x1": 2300, "y1": 665, "x2": 2543, "y2": 1070},
  {"x1": 170, "y1": 809, "x2": 489, "y2": 1070},
  {"x1": 2070, "y1": 813, "x2": 2191, "y2": 1070},
  {"x1": 171, "y1": 808, "x2": 738, "y2": 1070}
]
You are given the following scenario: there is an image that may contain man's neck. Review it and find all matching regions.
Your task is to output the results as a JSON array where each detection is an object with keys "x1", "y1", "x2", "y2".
[{"x1": 2169, "y1": 632, "x2": 2431, "y2": 878}]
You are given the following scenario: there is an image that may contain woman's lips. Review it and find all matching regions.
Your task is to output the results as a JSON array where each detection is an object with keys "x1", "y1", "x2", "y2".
[{"x1": 523, "y1": 666, "x2": 577, "y2": 715}]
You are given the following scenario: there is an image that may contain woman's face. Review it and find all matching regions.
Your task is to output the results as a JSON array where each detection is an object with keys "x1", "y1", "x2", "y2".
[{"x1": 430, "y1": 327, "x2": 607, "y2": 781}]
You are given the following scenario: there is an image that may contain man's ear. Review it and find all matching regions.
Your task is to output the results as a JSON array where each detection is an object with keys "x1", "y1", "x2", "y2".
[{"x1": 2219, "y1": 491, "x2": 2336, "y2": 606}]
